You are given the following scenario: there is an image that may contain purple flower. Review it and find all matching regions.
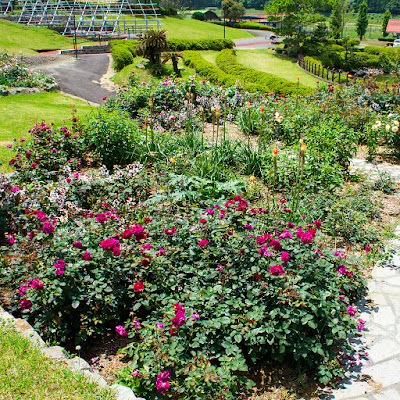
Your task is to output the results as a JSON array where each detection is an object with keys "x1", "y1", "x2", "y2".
[
  {"x1": 96, "y1": 213, "x2": 108, "y2": 223},
  {"x1": 115, "y1": 325, "x2": 128, "y2": 337},
  {"x1": 270, "y1": 265, "x2": 285, "y2": 276},
  {"x1": 270, "y1": 239, "x2": 282, "y2": 250},
  {"x1": 18, "y1": 285, "x2": 29, "y2": 296},
  {"x1": 347, "y1": 306, "x2": 356, "y2": 317},
  {"x1": 31, "y1": 278, "x2": 44, "y2": 290},
  {"x1": 281, "y1": 251, "x2": 290, "y2": 263},
  {"x1": 198, "y1": 239, "x2": 209, "y2": 247},
  {"x1": 156, "y1": 323, "x2": 164, "y2": 329},
  {"x1": 244, "y1": 224, "x2": 254, "y2": 231},
  {"x1": 20, "y1": 299, "x2": 33, "y2": 310},
  {"x1": 156, "y1": 370, "x2": 171, "y2": 393},
  {"x1": 82, "y1": 251, "x2": 93, "y2": 261},
  {"x1": 72, "y1": 241, "x2": 83, "y2": 249},
  {"x1": 54, "y1": 260, "x2": 66, "y2": 275},
  {"x1": 42, "y1": 221, "x2": 55, "y2": 234},
  {"x1": 279, "y1": 230, "x2": 292, "y2": 239},
  {"x1": 8, "y1": 234, "x2": 15, "y2": 244},
  {"x1": 357, "y1": 318, "x2": 366, "y2": 332},
  {"x1": 191, "y1": 313, "x2": 200, "y2": 321}
]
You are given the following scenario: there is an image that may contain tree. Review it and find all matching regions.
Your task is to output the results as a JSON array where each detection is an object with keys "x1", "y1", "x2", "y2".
[
  {"x1": 136, "y1": 30, "x2": 169, "y2": 67},
  {"x1": 382, "y1": 9, "x2": 392, "y2": 37},
  {"x1": 330, "y1": 0, "x2": 348, "y2": 38},
  {"x1": 265, "y1": 0, "x2": 333, "y2": 52},
  {"x1": 162, "y1": 52, "x2": 184, "y2": 77},
  {"x1": 221, "y1": 0, "x2": 245, "y2": 22},
  {"x1": 356, "y1": 0, "x2": 368, "y2": 41}
]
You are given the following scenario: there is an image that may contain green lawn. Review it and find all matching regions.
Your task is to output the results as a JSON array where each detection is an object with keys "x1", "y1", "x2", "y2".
[
  {"x1": 236, "y1": 50, "x2": 319, "y2": 88},
  {"x1": 0, "y1": 19, "x2": 97, "y2": 55},
  {"x1": 0, "y1": 322, "x2": 114, "y2": 400},
  {"x1": 111, "y1": 56, "x2": 197, "y2": 86},
  {"x1": 161, "y1": 16, "x2": 253, "y2": 40},
  {"x1": 200, "y1": 49, "x2": 319, "y2": 88},
  {"x1": 0, "y1": 92, "x2": 94, "y2": 172}
]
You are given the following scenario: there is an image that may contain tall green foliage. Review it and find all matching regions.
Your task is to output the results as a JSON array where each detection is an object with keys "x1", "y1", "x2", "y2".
[
  {"x1": 356, "y1": 1, "x2": 368, "y2": 40},
  {"x1": 382, "y1": 9, "x2": 392, "y2": 37},
  {"x1": 330, "y1": 0, "x2": 348, "y2": 39},
  {"x1": 136, "y1": 29, "x2": 169, "y2": 67}
]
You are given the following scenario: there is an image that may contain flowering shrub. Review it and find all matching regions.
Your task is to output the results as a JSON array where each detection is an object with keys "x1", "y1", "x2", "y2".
[
  {"x1": 0, "y1": 53, "x2": 55, "y2": 90},
  {"x1": 9, "y1": 120, "x2": 88, "y2": 182}
]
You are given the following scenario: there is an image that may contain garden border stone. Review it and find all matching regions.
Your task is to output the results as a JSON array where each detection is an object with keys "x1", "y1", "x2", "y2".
[
  {"x1": 0, "y1": 82, "x2": 59, "y2": 97},
  {"x1": 0, "y1": 305, "x2": 145, "y2": 400}
]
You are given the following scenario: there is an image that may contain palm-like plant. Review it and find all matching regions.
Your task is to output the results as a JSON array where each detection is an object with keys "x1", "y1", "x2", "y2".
[
  {"x1": 161, "y1": 51, "x2": 184, "y2": 77},
  {"x1": 136, "y1": 29, "x2": 169, "y2": 67}
]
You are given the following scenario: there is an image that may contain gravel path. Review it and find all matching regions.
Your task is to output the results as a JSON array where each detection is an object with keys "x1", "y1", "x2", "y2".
[
  {"x1": 233, "y1": 29, "x2": 275, "y2": 50},
  {"x1": 350, "y1": 159, "x2": 400, "y2": 183}
]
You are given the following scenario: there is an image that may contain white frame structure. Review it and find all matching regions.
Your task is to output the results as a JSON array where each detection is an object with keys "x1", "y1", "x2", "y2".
[{"x1": 1, "y1": 0, "x2": 160, "y2": 37}]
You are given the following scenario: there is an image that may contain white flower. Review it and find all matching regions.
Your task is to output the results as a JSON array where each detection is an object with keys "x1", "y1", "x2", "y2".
[
  {"x1": 394, "y1": 120, "x2": 399, "y2": 127},
  {"x1": 392, "y1": 126, "x2": 399, "y2": 132},
  {"x1": 386, "y1": 124, "x2": 391, "y2": 131}
]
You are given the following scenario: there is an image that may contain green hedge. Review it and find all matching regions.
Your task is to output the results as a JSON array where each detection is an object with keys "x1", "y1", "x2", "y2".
[
  {"x1": 211, "y1": 20, "x2": 277, "y2": 32},
  {"x1": 183, "y1": 50, "x2": 261, "y2": 92},
  {"x1": 216, "y1": 49, "x2": 310, "y2": 96},
  {"x1": 112, "y1": 45, "x2": 134, "y2": 71},
  {"x1": 168, "y1": 38, "x2": 234, "y2": 51}
]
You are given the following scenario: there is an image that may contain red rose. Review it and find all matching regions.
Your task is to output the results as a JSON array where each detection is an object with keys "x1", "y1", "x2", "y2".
[{"x1": 133, "y1": 282, "x2": 144, "y2": 292}]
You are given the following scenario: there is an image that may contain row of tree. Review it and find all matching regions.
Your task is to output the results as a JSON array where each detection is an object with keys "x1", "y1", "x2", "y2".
[{"x1": 352, "y1": 0, "x2": 400, "y2": 14}]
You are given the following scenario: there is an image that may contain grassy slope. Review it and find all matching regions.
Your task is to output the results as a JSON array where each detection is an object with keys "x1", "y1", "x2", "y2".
[
  {"x1": 0, "y1": 92, "x2": 94, "y2": 172},
  {"x1": 0, "y1": 323, "x2": 114, "y2": 400},
  {"x1": 111, "y1": 56, "x2": 197, "y2": 86},
  {"x1": 161, "y1": 16, "x2": 253, "y2": 40},
  {"x1": 201, "y1": 49, "x2": 318, "y2": 88},
  {"x1": 0, "y1": 19, "x2": 96, "y2": 55}
]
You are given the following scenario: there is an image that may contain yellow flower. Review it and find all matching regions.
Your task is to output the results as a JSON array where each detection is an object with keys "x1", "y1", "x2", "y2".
[
  {"x1": 249, "y1": 175, "x2": 256, "y2": 182},
  {"x1": 392, "y1": 125, "x2": 399, "y2": 132},
  {"x1": 169, "y1": 158, "x2": 176, "y2": 164}
]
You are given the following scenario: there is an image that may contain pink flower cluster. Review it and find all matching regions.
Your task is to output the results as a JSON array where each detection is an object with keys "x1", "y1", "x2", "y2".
[
  {"x1": 54, "y1": 260, "x2": 65, "y2": 275},
  {"x1": 338, "y1": 266, "x2": 353, "y2": 277},
  {"x1": 100, "y1": 238, "x2": 121, "y2": 256},
  {"x1": 296, "y1": 228, "x2": 316, "y2": 244},
  {"x1": 270, "y1": 265, "x2": 285, "y2": 276},
  {"x1": 115, "y1": 325, "x2": 128, "y2": 337},
  {"x1": 170, "y1": 303, "x2": 186, "y2": 336},
  {"x1": 156, "y1": 370, "x2": 171, "y2": 393}
]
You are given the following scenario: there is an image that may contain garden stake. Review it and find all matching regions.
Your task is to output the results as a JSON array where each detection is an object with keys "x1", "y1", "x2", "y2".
[
  {"x1": 215, "y1": 108, "x2": 220, "y2": 146},
  {"x1": 144, "y1": 118, "x2": 148, "y2": 146},
  {"x1": 211, "y1": 106, "x2": 215, "y2": 144},
  {"x1": 272, "y1": 146, "x2": 278, "y2": 206},
  {"x1": 200, "y1": 106, "x2": 205, "y2": 151},
  {"x1": 223, "y1": 92, "x2": 227, "y2": 142},
  {"x1": 149, "y1": 96, "x2": 154, "y2": 146}
]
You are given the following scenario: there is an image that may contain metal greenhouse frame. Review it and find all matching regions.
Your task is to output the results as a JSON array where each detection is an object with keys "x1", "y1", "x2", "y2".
[{"x1": 1, "y1": 0, "x2": 160, "y2": 37}]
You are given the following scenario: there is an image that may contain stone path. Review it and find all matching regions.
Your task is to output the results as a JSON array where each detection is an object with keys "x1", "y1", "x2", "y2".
[
  {"x1": 325, "y1": 226, "x2": 400, "y2": 400},
  {"x1": 350, "y1": 159, "x2": 400, "y2": 183}
]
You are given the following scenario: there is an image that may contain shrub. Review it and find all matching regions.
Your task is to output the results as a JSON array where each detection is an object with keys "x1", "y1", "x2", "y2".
[
  {"x1": 168, "y1": 38, "x2": 234, "y2": 51},
  {"x1": 83, "y1": 110, "x2": 142, "y2": 169},
  {"x1": 112, "y1": 45, "x2": 134, "y2": 71},
  {"x1": 192, "y1": 11, "x2": 205, "y2": 20},
  {"x1": 216, "y1": 49, "x2": 310, "y2": 96},
  {"x1": 0, "y1": 53, "x2": 55, "y2": 89}
]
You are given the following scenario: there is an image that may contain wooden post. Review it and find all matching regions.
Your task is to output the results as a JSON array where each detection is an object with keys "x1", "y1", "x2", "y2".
[
  {"x1": 318, "y1": 65, "x2": 321, "y2": 77},
  {"x1": 338, "y1": 71, "x2": 341, "y2": 84}
]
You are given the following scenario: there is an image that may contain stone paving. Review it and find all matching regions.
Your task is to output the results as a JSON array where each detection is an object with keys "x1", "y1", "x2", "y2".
[
  {"x1": 350, "y1": 159, "x2": 400, "y2": 183},
  {"x1": 325, "y1": 226, "x2": 400, "y2": 400}
]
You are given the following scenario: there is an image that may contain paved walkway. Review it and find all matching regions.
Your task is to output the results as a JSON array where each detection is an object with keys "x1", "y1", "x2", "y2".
[
  {"x1": 233, "y1": 29, "x2": 275, "y2": 50},
  {"x1": 35, "y1": 53, "x2": 116, "y2": 105},
  {"x1": 325, "y1": 226, "x2": 400, "y2": 399},
  {"x1": 350, "y1": 159, "x2": 400, "y2": 183}
]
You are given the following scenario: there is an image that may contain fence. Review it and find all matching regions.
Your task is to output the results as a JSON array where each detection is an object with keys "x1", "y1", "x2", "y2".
[{"x1": 298, "y1": 55, "x2": 360, "y2": 86}]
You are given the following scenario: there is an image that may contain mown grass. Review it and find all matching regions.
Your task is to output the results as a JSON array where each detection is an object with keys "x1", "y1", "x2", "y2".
[
  {"x1": 0, "y1": 19, "x2": 96, "y2": 55},
  {"x1": 200, "y1": 49, "x2": 319, "y2": 88},
  {"x1": 0, "y1": 322, "x2": 114, "y2": 400},
  {"x1": 161, "y1": 16, "x2": 253, "y2": 40},
  {"x1": 0, "y1": 92, "x2": 94, "y2": 172},
  {"x1": 111, "y1": 55, "x2": 197, "y2": 86}
]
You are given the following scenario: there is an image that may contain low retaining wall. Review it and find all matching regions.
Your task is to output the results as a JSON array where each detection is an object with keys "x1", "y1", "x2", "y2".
[
  {"x1": 0, "y1": 83, "x2": 59, "y2": 97},
  {"x1": 0, "y1": 305, "x2": 144, "y2": 400},
  {"x1": 59, "y1": 44, "x2": 111, "y2": 55}
]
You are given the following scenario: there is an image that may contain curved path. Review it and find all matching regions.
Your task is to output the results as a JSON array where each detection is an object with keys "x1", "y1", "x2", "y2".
[
  {"x1": 36, "y1": 53, "x2": 117, "y2": 105},
  {"x1": 233, "y1": 29, "x2": 275, "y2": 50}
]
